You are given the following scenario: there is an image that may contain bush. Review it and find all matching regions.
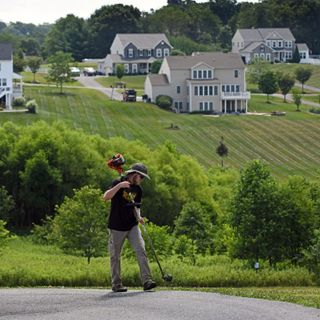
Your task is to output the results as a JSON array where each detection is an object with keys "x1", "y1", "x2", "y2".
[
  {"x1": 310, "y1": 108, "x2": 320, "y2": 114},
  {"x1": 0, "y1": 220, "x2": 10, "y2": 254},
  {"x1": 12, "y1": 97, "x2": 26, "y2": 107},
  {"x1": 0, "y1": 186, "x2": 15, "y2": 223},
  {"x1": 155, "y1": 95, "x2": 173, "y2": 110},
  {"x1": 26, "y1": 99, "x2": 38, "y2": 113}
]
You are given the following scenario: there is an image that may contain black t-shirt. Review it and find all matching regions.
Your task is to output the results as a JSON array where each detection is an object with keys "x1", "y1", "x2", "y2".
[{"x1": 108, "y1": 178, "x2": 142, "y2": 231}]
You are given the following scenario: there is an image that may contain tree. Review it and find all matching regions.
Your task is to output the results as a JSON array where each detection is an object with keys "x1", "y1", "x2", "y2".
[
  {"x1": 231, "y1": 160, "x2": 280, "y2": 265},
  {"x1": 26, "y1": 56, "x2": 42, "y2": 83},
  {"x1": 150, "y1": 60, "x2": 162, "y2": 74},
  {"x1": 87, "y1": 4, "x2": 141, "y2": 58},
  {"x1": 292, "y1": 46, "x2": 301, "y2": 63},
  {"x1": 258, "y1": 71, "x2": 278, "y2": 103},
  {"x1": 247, "y1": 58, "x2": 271, "y2": 85},
  {"x1": 292, "y1": 89, "x2": 302, "y2": 111},
  {"x1": 174, "y1": 201, "x2": 214, "y2": 254},
  {"x1": 209, "y1": 0, "x2": 237, "y2": 25},
  {"x1": 0, "y1": 186, "x2": 15, "y2": 223},
  {"x1": 116, "y1": 64, "x2": 124, "y2": 81},
  {"x1": 44, "y1": 15, "x2": 89, "y2": 61},
  {"x1": 216, "y1": 136, "x2": 228, "y2": 168},
  {"x1": 20, "y1": 37, "x2": 41, "y2": 56},
  {"x1": 277, "y1": 73, "x2": 295, "y2": 102},
  {"x1": 0, "y1": 220, "x2": 10, "y2": 255},
  {"x1": 47, "y1": 51, "x2": 73, "y2": 94},
  {"x1": 295, "y1": 67, "x2": 312, "y2": 93},
  {"x1": 52, "y1": 186, "x2": 108, "y2": 264}
]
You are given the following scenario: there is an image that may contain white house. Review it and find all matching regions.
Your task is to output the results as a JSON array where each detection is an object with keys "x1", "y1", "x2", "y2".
[
  {"x1": 145, "y1": 52, "x2": 250, "y2": 114},
  {"x1": 0, "y1": 43, "x2": 23, "y2": 110}
]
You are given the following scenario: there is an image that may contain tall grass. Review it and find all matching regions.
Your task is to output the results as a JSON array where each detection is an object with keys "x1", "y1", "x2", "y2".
[{"x1": 0, "y1": 237, "x2": 315, "y2": 288}]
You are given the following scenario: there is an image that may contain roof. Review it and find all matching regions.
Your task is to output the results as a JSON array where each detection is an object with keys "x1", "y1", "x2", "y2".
[
  {"x1": 147, "y1": 74, "x2": 169, "y2": 86},
  {"x1": 116, "y1": 33, "x2": 173, "y2": 49},
  {"x1": 106, "y1": 54, "x2": 156, "y2": 64},
  {"x1": 242, "y1": 41, "x2": 274, "y2": 52},
  {"x1": 0, "y1": 43, "x2": 13, "y2": 60},
  {"x1": 297, "y1": 43, "x2": 309, "y2": 51},
  {"x1": 165, "y1": 52, "x2": 245, "y2": 70},
  {"x1": 238, "y1": 28, "x2": 295, "y2": 41}
]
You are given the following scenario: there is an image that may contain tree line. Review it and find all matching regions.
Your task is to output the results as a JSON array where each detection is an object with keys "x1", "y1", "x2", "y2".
[
  {"x1": 1, "y1": 0, "x2": 320, "y2": 66},
  {"x1": 0, "y1": 121, "x2": 319, "y2": 273}
]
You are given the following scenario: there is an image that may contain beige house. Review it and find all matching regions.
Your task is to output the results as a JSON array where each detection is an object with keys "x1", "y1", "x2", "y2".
[{"x1": 144, "y1": 52, "x2": 250, "y2": 114}]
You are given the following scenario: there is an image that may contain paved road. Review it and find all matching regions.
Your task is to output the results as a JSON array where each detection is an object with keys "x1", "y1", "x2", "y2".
[
  {"x1": 76, "y1": 76, "x2": 123, "y2": 100},
  {"x1": 0, "y1": 289, "x2": 319, "y2": 320}
]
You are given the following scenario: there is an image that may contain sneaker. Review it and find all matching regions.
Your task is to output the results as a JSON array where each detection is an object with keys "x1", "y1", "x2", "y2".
[
  {"x1": 143, "y1": 280, "x2": 157, "y2": 291},
  {"x1": 112, "y1": 285, "x2": 128, "y2": 292}
]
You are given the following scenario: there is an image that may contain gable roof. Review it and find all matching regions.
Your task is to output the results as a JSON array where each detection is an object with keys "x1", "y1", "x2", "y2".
[
  {"x1": 0, "y1": 43, "x2": 13, "y2": 60},
  {"x1": 165, "y1": 52, "x2": 245, "y2": 70},
  {"x1": 297, "y1": 43, "x2": 309, "y2": 51},
  {"x1": 242, "y1": 41, "x2": 274, "y2": 52},
  {"x1": 116, "y1": 33, "x2": 173, "y2": 49},
  {"x1": 238, "y1": 28, "x2": 295, "y2": 42},
  {"x1": 147, "y1": 74, "x2": 169, "y2": 86}
]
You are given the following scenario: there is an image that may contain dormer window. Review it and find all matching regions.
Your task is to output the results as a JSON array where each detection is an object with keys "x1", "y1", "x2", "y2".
[
  {"x1": 156, "y1": 48, "x2": 162, "y2": 58},
  {"x1": 192, "y1": 68, "x2": 213, "y2": 79},
  {"x1": 164, "y1": 48, "x2": 169, "y2": 56},
  {"x1": 128, "y1": 48, "x2": 134, "y2": 58}
]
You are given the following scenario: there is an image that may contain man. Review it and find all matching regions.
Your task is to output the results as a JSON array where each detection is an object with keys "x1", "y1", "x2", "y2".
[{"x1": 103, "y1": 163, "x2": 157, "y2": 292}]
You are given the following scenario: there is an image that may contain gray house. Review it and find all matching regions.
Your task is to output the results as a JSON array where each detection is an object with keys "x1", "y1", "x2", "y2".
[
  {"x1": 232, "y1": 28, "x2": 297, "y2": 63},
  {"x1": 100, "y1": 33, "x2": 173, "y2": 75},
  {"x1": 145, "y1": 52, "x2": 250, "y2": 114}
]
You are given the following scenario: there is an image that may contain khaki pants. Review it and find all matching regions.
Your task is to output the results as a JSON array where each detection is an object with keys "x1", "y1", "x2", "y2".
[{"x1": 109, "y1": 225, "x2": 152, "y2": 287}]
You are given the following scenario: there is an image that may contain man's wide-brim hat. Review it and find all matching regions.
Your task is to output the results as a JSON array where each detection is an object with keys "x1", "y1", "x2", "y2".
[{"x1": 125, "y1": 163, "x2": 150, "y2": 179}]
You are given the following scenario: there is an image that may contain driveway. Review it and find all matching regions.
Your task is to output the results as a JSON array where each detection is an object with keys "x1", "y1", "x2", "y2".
[
  {"x1": 76, "y1": 75, "x2": 123, "y2": 101},
  {"x1": 0, "y1": 288, "x2": 319, "y2": 320}
]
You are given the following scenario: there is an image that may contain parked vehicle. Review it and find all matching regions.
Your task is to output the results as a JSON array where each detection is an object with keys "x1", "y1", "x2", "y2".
[
  {"x1": 123, "y1": 89, "x2": 137, "y2": 102},
  {"x1": 83, "y1": 67, "x2": 96, "y2": 76},
  {"x1": 70, "y1": 67, "x2": 81, "y2": 77}
]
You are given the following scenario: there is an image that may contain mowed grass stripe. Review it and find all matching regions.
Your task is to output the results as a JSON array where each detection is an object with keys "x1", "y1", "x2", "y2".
[{"x1": 2, "y1": 85, "x2": 320, "y2": 179}]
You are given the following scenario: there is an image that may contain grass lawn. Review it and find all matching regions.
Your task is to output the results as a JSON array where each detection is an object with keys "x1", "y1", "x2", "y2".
[
  {"x1": 1, "y1": 85, "x2": 320, "y2": 179},
  {"x1": 21, "y1": 71, "x2": 82, "y2": 87}
]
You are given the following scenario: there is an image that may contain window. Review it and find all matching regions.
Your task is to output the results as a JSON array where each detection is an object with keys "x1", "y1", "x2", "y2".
[
  {"x1": 2, "y1": 78, "x2": 7, "y2": 86},
  {"x1": 148, "y1": 49, "x2": 152, "y2": 56},
  {"x1": 194, "y1": 86, "x2": 198, "y2": 96},
  {"x1": 156, "y1": 48, "x2": 162, "y2": 58},
  {"x1": 193, "y1": 70, "x2": 197, "y2": 79},
  {"x1": 198, "y1": 70, "x2": 202, "y2": 79},
  {"x1": 278, "y1": 41, "x2": 282, "y2": 47},
  {"x1": 208, "y1": 70, "x2": 212, "y2": 79},
  {"x1": 124, "y1": 64, "x2": 129, "y2": 73},
  {"x1": 234, "y1": 70, "x2": 239, "y2": 78},
  {"x1": 128, "y1": 48, "x2": 134, "y2": 58},
  {"x1": 164, "y1": 48, "x2": 170, "y2": 56},
  {"x1": 132, "y1": 64, "x2": 138, "y2": 73},
  {"x1": 203, "y1": 70, "x2": 207, "y2": 78},
  {"x1": 266, "y1": 53, "x2": 271, "y2": 61},
  {"x1": 204, "y1": 86, "x2": 208, "y2": 96},
  {"x1": 177, "y1": 86, "x2": 181, "y2": 94},
  {"x1": 272, "y1": 41, "x2": 276, "y2": 47},
  {"x1": 209, "y1": 86, "x2": 213, "y2": 96},
  {"x1": 199, "y1": 102, "x2": 203, "y2": 111},
  {"x1": 139, "y1": 50, "x2": 143, "y2": 57},
  {"x1": 199, "y1": 86, "x2": 203, "y2": 96},
  {"x1": 214, "y1": 86, "x2": 218, "y2": 95}
]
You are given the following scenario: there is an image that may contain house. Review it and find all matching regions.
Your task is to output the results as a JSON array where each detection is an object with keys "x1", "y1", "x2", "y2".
[
  {"x1": 0, "y1": 43, "x2": 23, "y2": 110},
  {"x1": 297, "y1": 43, "x2": 310, "y2": 63},
  {"x1": 144, "y1": 52, "x2": 250, "y2": 114},
  {"x1": 232, "y1": 28, "x2": 299, "y2": 63},
  {"x1": 101, "y1": 33, "x2": 173, "y2": 75}
]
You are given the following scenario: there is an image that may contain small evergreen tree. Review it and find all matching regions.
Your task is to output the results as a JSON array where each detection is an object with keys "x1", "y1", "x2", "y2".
[
  {"x1": 116, "y1": 64, "x2": 124, "y2": 81},
  {"x1": 216, "y1": 136, "x2": 228, "y2": 168},
  {"x1": 292, "y1": 46, "x2": 301, "y2": 63}
]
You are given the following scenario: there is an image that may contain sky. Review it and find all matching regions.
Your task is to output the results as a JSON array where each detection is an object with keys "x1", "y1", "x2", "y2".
[{"x1": 0, "y1": 0, "x2": 258, "y2": 25}]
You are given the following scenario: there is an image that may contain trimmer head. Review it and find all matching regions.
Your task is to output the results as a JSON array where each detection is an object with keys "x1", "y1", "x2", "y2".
[{"x1": 163, "y1": 274, "x2": 173, "y2": 282}]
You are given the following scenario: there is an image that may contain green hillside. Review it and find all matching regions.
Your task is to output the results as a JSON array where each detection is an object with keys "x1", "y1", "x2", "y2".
[{"x1": 1, "y1": 85, "x2": 320, "y2": 179}]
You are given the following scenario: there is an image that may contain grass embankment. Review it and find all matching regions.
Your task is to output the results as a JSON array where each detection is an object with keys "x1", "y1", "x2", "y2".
[
  {"x1": 21, "y1": 71, "x2": 82, "y2": 86},
  {"x1": 1, "y1": 86, "x2": 320, "y2": 179},
  {"x1": 95, "y1": 75, "x2": 145, "y2": 95},
  {"x1": 1, "y1": 237, "x2": 318, "y2": 309}
]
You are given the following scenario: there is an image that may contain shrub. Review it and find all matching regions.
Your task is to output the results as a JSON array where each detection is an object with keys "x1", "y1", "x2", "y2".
[
  {"x1": 26, "y1": 99, "x2": 38, "y2": 113},
  {"x1": 310, "y1": 108, "x2": 320, "y2": 114},
  {"x1": 0, "y1": 220, "x2": 10, "y2": 254},
  {"x1": 12, "y1": 97, "x2": 26, "y2": 107},
  {"x1": 0, "y1": 186, "x2": 15, "y2": 223},
  {"x1": 155, "y1": 95, "x2": 173, "y2": 110}
]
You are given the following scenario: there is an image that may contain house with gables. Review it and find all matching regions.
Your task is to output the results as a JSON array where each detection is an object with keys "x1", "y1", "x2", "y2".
[
  {"x1": 0, "y1": 43, "x2": 23, "y2": 110},
  {"x1": 144, "y1": 52, "x2": 250, "y2": 114},
  {"x1": 232, "y1": 28, "x2": 309, "y2": 64},
  {"x1": 99, "y1": 33, "x2": 173, "y2": 75}
]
